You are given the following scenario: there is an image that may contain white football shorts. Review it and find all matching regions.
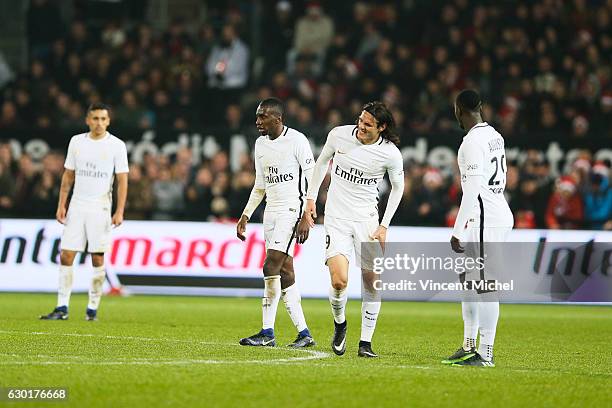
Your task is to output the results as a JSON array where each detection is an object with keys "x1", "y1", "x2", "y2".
[
  {"x1": 61, "y1": 203, "x2": 112, "y2": 253},
  {"x1": 324, "y1": 215, "x2": 382, "y2": 270},
  {"x1": 461, "y1": 224, "x2": 512, "y2": 291},
  {"x1": 263, "y1": 209, "x2": 300, "y2": 256}
]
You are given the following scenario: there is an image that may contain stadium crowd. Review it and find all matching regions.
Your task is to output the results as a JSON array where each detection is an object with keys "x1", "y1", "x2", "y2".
[{"x1": 0, "y1": 0, "x2": 611, "y2": 229}]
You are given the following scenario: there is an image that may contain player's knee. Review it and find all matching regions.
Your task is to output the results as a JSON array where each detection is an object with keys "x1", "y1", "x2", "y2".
[
  {"x1": 60, "y1": 251, "x2": 76, "y2": 266},
  {"x1": 331, "y1": 277, "x2": 347, "y2": 290},
  {"x1": 263, "y1": 259, "x2": 282, "y2": 276},
  {"x1": 361, "y1": 272, "x2": 375, "y2": 288},
  {"x1": 91, "y1": 254, "x2": 105, "y2": 268}
]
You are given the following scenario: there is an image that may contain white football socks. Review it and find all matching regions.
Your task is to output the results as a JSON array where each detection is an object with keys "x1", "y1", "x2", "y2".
[
  {"x1": 462, "y1": 301, "x2": 479, "y2": 350},
  {"x1": 262, "y1": 275, "x2": 281, "y2": 331},
  {"x1": 87, "y1": 266, "x2": 106, "y2": 310},
  {"x1": 57, "y1": 265, "x2": 74, "y2": 307},
  {"x1": 329, "y1": 287, "x2": 347, "y2": 324},
  {"x1": 360, "y1": 301, "x2": 381, "y2": 342},
  {"x1": 478, "y1": 301, "x2": 499, "y2": 361},
  {"x1": 281, "y1": 284, "x2": 308, "y2": 332}
]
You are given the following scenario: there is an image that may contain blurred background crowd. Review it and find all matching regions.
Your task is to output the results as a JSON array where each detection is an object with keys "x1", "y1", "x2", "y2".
[{"x1": 0, "y1": 0, "x2": 610, "y2": 229}]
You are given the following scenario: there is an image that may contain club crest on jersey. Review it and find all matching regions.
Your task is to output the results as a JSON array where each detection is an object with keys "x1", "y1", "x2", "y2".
[{"x1": 265, "y1": 166, "x2": 294, "y2": 184}]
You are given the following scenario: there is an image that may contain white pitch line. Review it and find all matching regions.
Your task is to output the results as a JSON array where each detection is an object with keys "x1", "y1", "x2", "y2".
[
  {"x1": 0, "y1": 330, "x2": 330, "y2": 366},
  {"x1": 2, "y1": 331, "x2": 611, "y2": 376}
]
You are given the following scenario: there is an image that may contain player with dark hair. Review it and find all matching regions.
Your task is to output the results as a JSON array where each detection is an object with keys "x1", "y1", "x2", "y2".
[
  {"x1": 360, "y1": 101, "x2": 401, "y2": 147},
  {"x1": 443, "y1": 89, "x2": 514, "y2": 367},
  {"x1": 237, "y1": 97, "x2": 316, "y2": 348},
  {"x1": 40, "y1": 103, "x2": 128, "y2": 321},
  {"x1": 297, "y1": 101, "x2": 404, "y2": 358}
]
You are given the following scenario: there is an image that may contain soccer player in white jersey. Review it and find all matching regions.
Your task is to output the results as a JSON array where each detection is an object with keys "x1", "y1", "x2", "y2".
[
  {"x1": 40, "y1": 103, "x2": 129, "y2": 321},
  {"x1": 443, "y1": 89, "x2": 514, "y2": 367},
  {"x1": 236, "y1": 98, "x2": 316, "y2": 348},
  {"x1": 297, "y1": 101, "x2": 404, "y2": 358}
]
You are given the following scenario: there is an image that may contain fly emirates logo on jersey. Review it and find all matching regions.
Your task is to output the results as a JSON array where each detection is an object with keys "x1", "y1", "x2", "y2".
[
  {"x1": 265, "y1": 166, "x2": 294, "y2": 184},
  {"x1": 334, "y1": 164, "x2": 378, "y2": 185},
  {"x1": 75, "y1": 161, "x2": 110, "y2": 179}
]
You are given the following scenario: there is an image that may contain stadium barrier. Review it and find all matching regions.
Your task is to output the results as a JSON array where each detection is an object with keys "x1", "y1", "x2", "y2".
[{"x1": 0, "y1": 219, "x2": 610, "y2": 301}]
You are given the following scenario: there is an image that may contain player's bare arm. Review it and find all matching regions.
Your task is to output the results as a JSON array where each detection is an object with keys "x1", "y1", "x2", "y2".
[
  {"x1": 238, "y1": 187, "x2": 265, "y2": 242},
  {"x1": 369, "y1": 225, "x2": 387, "y2": 251},
  {"x1": 374, "y1": 149, "x2": 404, "y2": 251},
  {"x1": 112, "y1": 172, "x2": 128, "y2": 227},
  {"x1": 296, "y1": 199, "x2": 316, "y2": 243},
  {"x1": 450, "y1": 236, "x2": 464, "y2": 253},
  {"x1": 237, "y1": 214, "x2": 249, "y2": 241},
  {"x1": 298, "y1": 129, "x2": 336, "y2": 243},
  {"x1": 56, "y1": 169, "x2": 75, "y2": 224}
]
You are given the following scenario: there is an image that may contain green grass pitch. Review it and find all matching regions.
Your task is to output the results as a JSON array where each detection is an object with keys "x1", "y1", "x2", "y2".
[{"x1": 0, "y1": 293, "x2": 610, "y2": 407}]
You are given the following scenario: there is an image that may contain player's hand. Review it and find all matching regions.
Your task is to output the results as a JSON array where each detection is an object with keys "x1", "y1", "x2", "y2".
[
  {"x1": 370, "y1": 225, "x2": 387, "y2": 251},
  {"x1": 237, "y1": 214, "x2": 249, "y2": 241},
  {"x1": 112, "y1": 212, "x2": 124, "y2": 228},
  {"x1": 304, "y1": 199, "x2": 317, "y2": 227},
  {"x1": 450, "y1": 236, "x2": 464, "y2": 253},
  {"x1": 56, "y1": 207, "x2": 67, "y2": 224},
  {"x1": 296, "y1": 213, "x2": 313, "y2": 244}
]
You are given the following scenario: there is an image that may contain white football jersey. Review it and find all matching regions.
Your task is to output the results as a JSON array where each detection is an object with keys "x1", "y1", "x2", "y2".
[
  {"x1": 254, "y1": 126, "x2": 315, "y2": 213},
  {"x1": 64, "y1": 132, "x2": 129, "y2": 207},
  {"x1": 457, "y1": 122, "x2": 514, "y2": 228},
  {"x1": 316, "y1": 125, "x2": 404, "y2": 221}
]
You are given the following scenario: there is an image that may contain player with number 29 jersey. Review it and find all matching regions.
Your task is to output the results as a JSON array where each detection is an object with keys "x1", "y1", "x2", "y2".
[{"x1": 453, "y1": 122, "x2": 513, "y2": 241}]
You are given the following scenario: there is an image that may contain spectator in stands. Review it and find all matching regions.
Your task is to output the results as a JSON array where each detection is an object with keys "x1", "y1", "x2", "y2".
[
  {"x1": 412, "y1": 168, "x2": 448, "y2": 226},
  {"x1": 66, "y1": 21, "x2": 94, "y2": 54},
  {"x1": 262, "y1": 1, "x2": 295, "y2": 75},
  {"x1": 151, "y1": 90, "x2": 175, "y2": 129},
  {"x1": 0, "y1": 142, "x2": 16, "y2": 175},
  {"x1": 151, "y1": 164, "x2": 185, "y2": 220},
  {"x1": 27, "y1": 0, "x2": 64, "y2": 60},
  {"x1": 29, "y1": 168, "x2": 59, "y2": 218},
  {"x1": 170, "y1": 71, "x2": 200, "y2": 127},
  {"x1": 113, "y1": 90, "x2": 152, "y2": 130},
  {"x1": 583, "y1": 162, "x2": 612, "y2": 230},
  {"x1": 504, "y1": 164, "x2": 520, "y2": 211},
  {"x1": 230, "y1": 169, "x2": 255, "y2": 219},
  {"x1": 0, "y1": 51, "x2": 14, "y2": 89},
  {"x1": 125, "y1": 163, "x2": 153, "y2": 220},
  {"x1": 0, "y1": 158, "x2": 16, "y2": 216},
  {"x1": 164, "y1": 18, "x2": 192, "y2": 58},
  {"x1": 205, "y1": 24, "x2": 249, "y2": 122},
  {"x1": 545, "y1": 176, "x2": 584, "y2": 229},
  {"x1": 0, "y1": 101, "x2": 22, "y2": 131},
  {"x1": 13, "y1": 153, "x2": 37, "y2": 217},
  {"x1": 289, "y1": 2, "x2": 334, "y2": 76},
  {"x1": 393, "y1": 172, "x2": 421, "y2": 227},
  {"x1": 209, "y1": 172, "x2": 231, "y2": 220},
  {"x1": 185, "y1": 164, "x2": 213, "y2": 221}
]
